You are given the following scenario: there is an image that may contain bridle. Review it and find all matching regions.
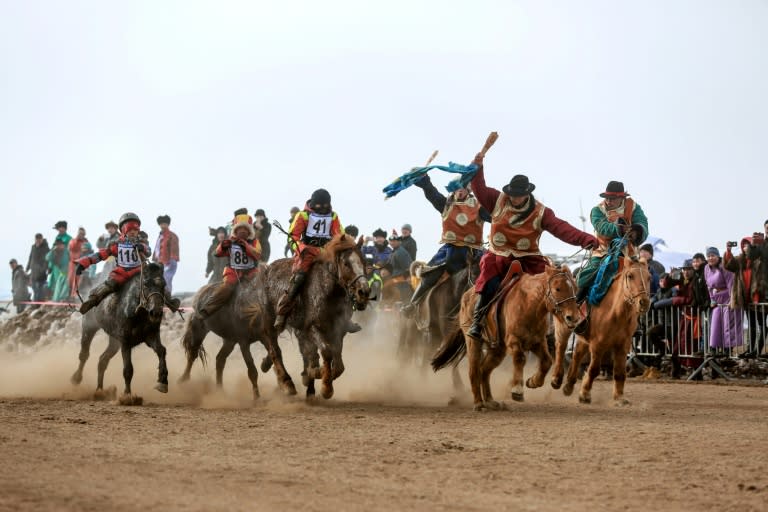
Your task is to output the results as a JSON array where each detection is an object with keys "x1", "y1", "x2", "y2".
[
  {"x1": 622, "y1": 259, "x2": 650, "y2": 308},
  {"x1": 322, "y1": 249, "x2": 368, "y2": 306},
  {"x1": 545, "y1": 269, "x2": 578, "y2": 318},
  {"x1": 136, "y1": 259, "x2": 165, "y2": 317}
]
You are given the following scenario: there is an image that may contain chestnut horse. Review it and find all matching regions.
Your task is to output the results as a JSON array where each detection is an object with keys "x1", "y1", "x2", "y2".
[
  {"x1": 253, "y1": 234, "x2": 370, "y2": 399},
  {"x1": 555, "y1": 254, "x2": 650, "y2": 405},
  {"x1": 432, "y1": 264, "x2": 581, "y2": 411}
]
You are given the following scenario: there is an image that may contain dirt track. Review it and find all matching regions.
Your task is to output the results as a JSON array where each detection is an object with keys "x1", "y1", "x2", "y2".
[{"x1": 1, "y1": 378, "x2": 767, "y2": 512}]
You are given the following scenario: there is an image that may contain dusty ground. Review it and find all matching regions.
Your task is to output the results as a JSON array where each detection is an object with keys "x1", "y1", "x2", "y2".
[{"x1": 0, "y1": 313, "x2": 767, "y2": 511}]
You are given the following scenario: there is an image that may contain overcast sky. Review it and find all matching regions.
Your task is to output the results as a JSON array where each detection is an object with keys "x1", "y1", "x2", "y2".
[{"x1": 2, "y1": 0, "x2": 767, "y2": 298}]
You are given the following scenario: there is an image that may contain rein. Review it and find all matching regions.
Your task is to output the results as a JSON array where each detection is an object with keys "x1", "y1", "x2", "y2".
[
  {"x1": 622, "y1": 261, "x2": 649, "y2": 307},
  {"x1": 545, "y1": 270, "x2": 577, "y2": 318}
]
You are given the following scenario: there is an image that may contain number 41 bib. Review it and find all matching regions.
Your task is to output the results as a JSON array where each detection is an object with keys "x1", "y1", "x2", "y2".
[{"x1": 305, "y1": 212, "x2": 333, "y2": 239}]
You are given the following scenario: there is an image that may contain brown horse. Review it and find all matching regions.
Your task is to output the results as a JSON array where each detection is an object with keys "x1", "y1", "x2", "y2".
[
  {"x1": 556, "y1": 254, "x2": 650, "y2": 405},
  {"x1": 432, "y1": 264, "x2": 581, "y2": 411},
  {"x1": 252, "y1": 234, "x2": 370, "y2": 399},
  {"x1": 178, "y1": 274, "x2": 297, "y2": 400}
]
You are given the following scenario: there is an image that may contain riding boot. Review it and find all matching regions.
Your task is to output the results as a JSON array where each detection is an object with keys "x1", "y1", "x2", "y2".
[
  {"x1": 164, "y1": 290, "x2": 181, "y2": 313},
  {"x1": 274, "y1": 271, "x2": 307, "y2": 331},
  {"x1": 400, "y1": 269, "x2": 442, "y2": 317},
  {"x1": 467, "y1": 291, "x2": 492, "y2": 341},
  {"x1": 575, "y1": 286, "x2": 589, "y2": 305},
  {"x1": 79, "y1": 279, "x2": 116, "y2": 314},
  {"x1": 198, "y1": 282, "x2": 235, "y2": 319}
]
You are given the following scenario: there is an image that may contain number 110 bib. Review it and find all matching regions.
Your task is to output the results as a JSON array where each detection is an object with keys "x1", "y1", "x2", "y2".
[{"x1": 117, "y1": 243, "x2": 141, "y2": 268}]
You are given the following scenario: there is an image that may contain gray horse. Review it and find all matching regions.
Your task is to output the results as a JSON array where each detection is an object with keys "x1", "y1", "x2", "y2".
[{"x1": 71, "y1": 262, "x2": 169, "y2": 402}]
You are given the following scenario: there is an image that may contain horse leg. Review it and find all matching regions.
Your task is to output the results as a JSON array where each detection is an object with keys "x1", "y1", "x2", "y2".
[
  {"x1": 95, "y1": 337, "x2": 120, "y2": 398},
  {"x1": 527, "y1": 338, "x2": 553, "y2": 389},
  {"x1": 579, "y1": 344, "x2": 604, "y2": 404},
  {"x1": 611, "y1": 345, "x2": 630, "y2": 406},
  {"x1": 550, "y1": 321, "x2": 571, "y2": 390},
  {"x1": 145, "y1": 333, "x2": 168, "y2": 393},
  {"x1": 508, "y1": 339, "x2": 527, "y2": 402},
  {"x1": 215, "y1": 339, "x2": 237, "y2": 389},
  {"x1": 264, "y1": 333, "x2": 297, "y2": 396},
  {"x1": 299, "y1": 335, "x2": 319, "y2": 399},
  {"x1": 466, "y1": 335, "x2": 485, "y2": 411},
  {"x1": 480, "y1": 344, "x2": 505, "y2": 409},
  {"x1": 120, "y1": 343, "x2": 134, "y2": 396},
  {"x1": 563, "y1": 337, "x2": 589, "y2": 397},
  {"x1": 71, "y1": 322, "x2": 99, "y2": 385},
  {"x1": 239, "y1": 341, "x2": 260, "y2": 401},
  {"x1": 179, "y1": 315, "x2": 209, "y2": 383}
]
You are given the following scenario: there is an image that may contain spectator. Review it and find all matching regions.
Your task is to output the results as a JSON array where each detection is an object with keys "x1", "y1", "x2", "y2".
[
  {"x1": 26, "y1": 233, "x2": 49, "y2": 305},
  {"x1": 344, "y1": 224, "x2": 360, "y2": 239},
  {"x1": 362, "y1": 228, "x2": 392, "y2": 267},
  {"x1": 725, "y1": 237, "x2": 765, "y2": 358},
  {"x1": 382, "y1": 234, "x2": 413, "y2": 303},
  {"x1": 206, "y1": 226, "x2": 228, "y2": 284},
  {"x1": 704, "y1": 246, "x2": 743, "y2": 353},
  {"x1": 67, "y1": 227, "x2": 89, "y2": 299},
  {"x1": 364, "y1": 255, "x2": 382, "y2": 303},
  {"x1": 283, "y1": 206, "x2": 301, "y2": 257},
  {"x1": 9, "y1": 259, "x2": 31, "y2": 313},
  {"x1": 53, "y1": 220, "x2": 71, "y2": 247},
  {"x1": 399, "y1": 223, "x2": 418, "y2": 261},
  {"x1": 747, "y1": 225, "x2": 768, "y2": 358},
  {"x1": 153, "y1": 214, "x2": 180, "y2": 293},
  {"x1": 46, "y1": 236, "x2": 70, "y2": 302},
  {"x1": 690, "y1": 252, "x2": 710, "y2": 309},
  {"x1": 639, "y1": 243, "x2": 663, "y2": 294},
  {"x1": 97, "y1": 221, "x2": 120, "y2": 276},
  {"x1": 253, "y1": 209, "x2": 272, "y2": 263}
]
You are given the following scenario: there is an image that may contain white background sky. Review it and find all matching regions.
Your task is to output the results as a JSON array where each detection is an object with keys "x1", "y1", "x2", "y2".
[{"x1": 2, "y1": 0, "x2": 767, "y2": 298}]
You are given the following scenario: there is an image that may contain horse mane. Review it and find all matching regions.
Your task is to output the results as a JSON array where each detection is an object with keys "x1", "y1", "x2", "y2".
[{"x1": 319, "y1": 234, "x2": 359, "y2": 263}]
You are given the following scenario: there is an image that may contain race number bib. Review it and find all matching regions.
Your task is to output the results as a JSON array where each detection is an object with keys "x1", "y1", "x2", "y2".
[
  {"x1": 117, "y1": 242, "x2": 141, "y2": 268},
  {"x1": 229, "y1": 244, "x2": 255, "y2": 270},
  {"x1": 305, "y1": 213, "x2": 333, "y2": 239}
]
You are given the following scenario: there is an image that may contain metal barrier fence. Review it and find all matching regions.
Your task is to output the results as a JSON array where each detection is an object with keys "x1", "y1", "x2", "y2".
[{"x1": 627, "y1": 303, "x2": 768, "y2": 381}]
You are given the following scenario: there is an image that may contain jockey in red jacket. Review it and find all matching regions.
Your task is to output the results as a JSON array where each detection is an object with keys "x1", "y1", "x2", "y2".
[
  {"x1": 76, "y1": 213, "x2": 180, "y2": 314},
  {"x1": 274, "y1": 188, "x2": 344, "y2": 332},
  {"x1": 198, "y1": 211, "x2": 262, "y2": 318}
]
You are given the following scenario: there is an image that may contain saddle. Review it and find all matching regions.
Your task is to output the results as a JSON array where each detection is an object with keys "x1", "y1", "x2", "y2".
[
  {"x1": 482, "y1": 260, "x2": 524, "y2": 347},
  {"x1": 414, "y1": 271, "x2": 451, "y2": 331}
]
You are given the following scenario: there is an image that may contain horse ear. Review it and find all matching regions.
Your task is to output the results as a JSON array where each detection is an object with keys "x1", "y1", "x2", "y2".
[{"x1": 561, "y1": 263, "x2": 571, "y2": 274}]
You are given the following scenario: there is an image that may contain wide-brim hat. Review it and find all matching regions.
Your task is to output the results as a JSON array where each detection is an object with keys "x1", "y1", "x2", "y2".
[
  {"x1": 105, "y1": 220, "x2": 118, "y2": 230},
  {"x1": 156, "y1": 214, "x2": 171, "y2": 225},
  {"x1": 600, "y1": 181, "x2": 630, "y2": 198},
  {"x1": 681, "y1": 259, "x2": 693, "y2": 269},
  {"x1": 502, "y1": 175, "x2": 535, "y2": 196},
  {"x1": 372, "y1": 228, "x2": 387, "y2": 239}
]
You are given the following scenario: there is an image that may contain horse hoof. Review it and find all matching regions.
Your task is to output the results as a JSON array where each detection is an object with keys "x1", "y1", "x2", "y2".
[
  {"x1": 484, "y1": 400, "x2": 502, "y2": 410},
  {"x1": 511, "y1": 392, "x2": 524, "y2": 402},
  {"x1": 260, "y1": 356, "x2": 272, "y2": 373},
  {"x1": 551, "y1": 377, "x2": 563, "y2": 390},
  {"x1": 93, "y1": 389, "x2": 109, "y2": 401},
  {"x1": 578, "y1": 395, "x2": 591, "y2": 404},
  {"x1": 563, "y1": 382, "x2": 574, "y2": 396},
  {"x1": 525, "y1": 377, "x2": 542, "y2": 389},
  {"x1": 118, "y1": 394, "x2": 144, "y2": 406},
  {"x1": 154, "y1": 383, "x2": 168, "y2": 394},
  {"x1": 282, "y1": 378, "x2": 297, "y2": 396},
  {"x1": 70, "y1": 373, "x2": 82, "y2": 386},
  {"x1": 447, "y1": 396, "x2": 460, "y2": 406},
  {"x1": 473, "y1": 403, "x2": 487, "y2": 412},
  {"x1": 321, "y1": 384, "x2": 334, "y2": 400},
  {"x1": 177, "y1": 373, "x2": 190, "y2": 384},
  {"x1": 614, "y1": 398, "x2": 630, "y2": 407},
  {"x1": 301, "y1": 373, "x2": 311, "y2": 387}
]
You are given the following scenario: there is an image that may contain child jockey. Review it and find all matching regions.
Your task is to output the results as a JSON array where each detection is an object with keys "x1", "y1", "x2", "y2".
[
  {"x1": 198, "y1": 210, "x2": 262, "y2": 318},
  {"x1": 76, "y1": 212, "x2": 180, "y2": 314}
]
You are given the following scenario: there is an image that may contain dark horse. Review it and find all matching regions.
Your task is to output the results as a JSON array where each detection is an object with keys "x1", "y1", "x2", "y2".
[
  {"x1": 253, "y1": 234, "x2": 370, "y2": 399},
  {"x1": 71, "y1": 262, "x2": 169, "y2": 403},
  {"x1": 178, "y1": 274, "x2": 297, "y2": 399}
]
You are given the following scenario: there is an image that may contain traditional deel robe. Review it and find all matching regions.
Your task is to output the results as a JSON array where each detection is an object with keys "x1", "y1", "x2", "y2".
[{"x1": 704, "y1": 263, "x2": 743, "y2": 349}]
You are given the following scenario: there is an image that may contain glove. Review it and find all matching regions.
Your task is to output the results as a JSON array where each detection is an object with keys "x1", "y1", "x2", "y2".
[
  {"x1": 221, "y1": 239, "x2": 232, "y2": 249},
  {"x1": 629, "y1": 224, "x2": 644, "y2": 241},
  {"x1": 75, "y1": 263, "x2": 85, "y2": 276},
  {"x1": 583, "y1": 236, "x2": 599, "y2": 250}
]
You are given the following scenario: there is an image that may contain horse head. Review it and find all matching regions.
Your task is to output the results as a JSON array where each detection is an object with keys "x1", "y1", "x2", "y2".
[
  {"x1": 622, "y1": 255, "x2": 651, "y2": 314},
  {"x1": 321, "y1": 234, "x2": 370, "y2": 311},
  {"x1": 136, "y1": 262, "x2": 167, "y2": 322},
  {"x1": 545, "y1": 264, "x2": 581, "y2": 329}
]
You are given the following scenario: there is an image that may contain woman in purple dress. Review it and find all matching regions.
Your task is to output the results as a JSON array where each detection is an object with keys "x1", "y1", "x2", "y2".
[{"x1": 704, "y1": 246, "x2": 743, "y2": 350}]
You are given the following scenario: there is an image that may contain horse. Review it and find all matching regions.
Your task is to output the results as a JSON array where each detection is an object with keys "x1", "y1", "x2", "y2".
[
  {"x1": 555, "y1": 254, "x2": 650, "y2": 405},
  {"x1": 432, "y1": 264, "x2": 581, "y2": 411},
  {"x1": 252, "y1": 234, "x2": 370, "y2": 399},
  {"x1": 70, "y1": 262, "x2": 169, "y2": 403},
  {"x1": 178, "y1": 274, "x2": 297, "y2": 400}
]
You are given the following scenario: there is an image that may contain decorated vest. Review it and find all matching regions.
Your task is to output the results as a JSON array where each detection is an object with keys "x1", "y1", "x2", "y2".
[
  {"x1": 229, "y1": 242, "x2": 257, "y2": 271},
  {"x1": 440, "y1": 195, "x2": 484, "y2": 249},
  {"x1": 489, "y1": 196, "x2": 546, "y2": 258},
  {"x1": 593, "y1": 198, "x2": 635, "y2": 258}
]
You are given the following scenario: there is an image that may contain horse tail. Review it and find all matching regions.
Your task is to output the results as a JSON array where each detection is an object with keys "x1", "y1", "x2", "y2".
[
  {"x1": 431, "y1": 325, "x2": 467, "y2": 372},
  {"x1": 181, "y1": 318, "x2": 208, "y2": 369}
]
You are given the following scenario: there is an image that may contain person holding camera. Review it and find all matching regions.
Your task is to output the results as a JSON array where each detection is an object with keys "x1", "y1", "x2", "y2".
[{"x1": 728, "y1": 232, "x2": 768, "y2": 358}]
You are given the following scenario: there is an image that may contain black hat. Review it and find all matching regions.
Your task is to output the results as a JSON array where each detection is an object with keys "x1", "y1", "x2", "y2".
[
  {"x1": 254, "y1": 209, "x2": 266, "y2": 217},
  {"x1": 639, "y1": 243, "x2": 654, "y2": 256},
  {"x1": 9, "y1": 258, "x2": 17, "y2": 265},
  {"x1": 34, "y1": 233, "x2": 43, "y2": 239},
  {"x1": 372, "y1": 228, "x2": 387, "y2": 239},
  {"x1": 310, "y1": 188, "x2": 331, "y2": 205},
  {"x1": 105, "y1": 220, "x2": 118, "y2": 230},
  {"x1": 233, "y1": 208, "x2": 248, "y2": 217},
  {"x1": 53, "y1": 220, "x2": 67, "y2": 230},
  {"x1": 344, "y1": 224, "x2": 359, "y2": 237},
  {"x1": 156, "y1": 214, "x2": 171, "y2": 225},
  {"x1": 502, "y1": 175, "x2": 535, "y2": 196},
  {"x1": 682, "y1": 259, "x2": 693, "y2": 269},
  {"x1": 693, "y1": 252, "x2": 706, "y2": 260},
  {"x1": 600, "y1": 181, "x2": 629, "y2": 198}
]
